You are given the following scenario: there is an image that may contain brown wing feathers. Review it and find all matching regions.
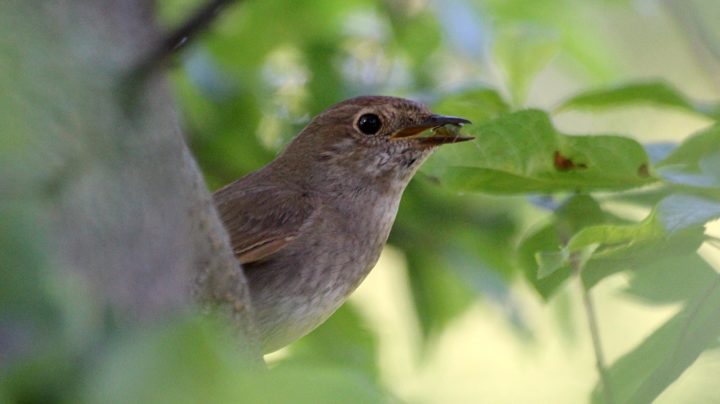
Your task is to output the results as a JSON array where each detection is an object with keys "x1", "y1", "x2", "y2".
[{"x1": 214, "y1": 184, "x2": 316, "y2": 266}]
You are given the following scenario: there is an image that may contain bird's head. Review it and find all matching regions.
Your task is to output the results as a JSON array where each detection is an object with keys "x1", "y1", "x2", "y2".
[{"x1": 276, "y1": 96, "x2": 472, "y2": 191}]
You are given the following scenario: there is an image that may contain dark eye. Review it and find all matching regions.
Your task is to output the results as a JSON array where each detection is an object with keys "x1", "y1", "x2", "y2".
[{"x1": 357, "y1": 113, "x2": 382, "y2": 135}]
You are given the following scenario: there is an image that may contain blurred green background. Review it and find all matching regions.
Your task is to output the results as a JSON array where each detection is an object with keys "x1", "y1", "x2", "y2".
[
  {"x1": 167, "y1": 0, "x2": 720, "y2": 402},
  {"x1": 3, "y1": 0, "x2": 720, "y2": 402}
]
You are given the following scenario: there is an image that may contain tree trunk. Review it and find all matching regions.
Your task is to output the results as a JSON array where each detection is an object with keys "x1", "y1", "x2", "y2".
[{"x1": 0, "y1": 0, "x2": 259, "y2": 361}]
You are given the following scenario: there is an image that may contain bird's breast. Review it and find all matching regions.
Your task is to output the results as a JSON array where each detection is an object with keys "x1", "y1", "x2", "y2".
[{"x1": 248, "y1": 187, "x2": 404, "y2": 352}]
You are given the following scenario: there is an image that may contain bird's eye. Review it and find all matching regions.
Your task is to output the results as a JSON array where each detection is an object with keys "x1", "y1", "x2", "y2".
[{"x1": 357, "y1": 113, "x2": 382, "y2": 135}]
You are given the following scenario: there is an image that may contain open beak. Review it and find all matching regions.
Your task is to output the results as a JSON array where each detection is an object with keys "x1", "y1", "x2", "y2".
[{"x1": 390, "y1": 114, "x2": 473, "y2": 146}]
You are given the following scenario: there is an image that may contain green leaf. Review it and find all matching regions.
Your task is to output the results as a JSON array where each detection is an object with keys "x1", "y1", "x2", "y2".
[
  {"x1": 519, "y1": 195, "x2": 607, "y2": 299},
  {"x1": 592, "y1": 275, "x2": 720, "y2": 404},
  {"x1": 482, "y1": 0, "x2": 621, "y2": 81},
  {"x1": 494, "y1": 25, "x2": 560, "y2": 106},
  {"x1": 656, "y1": 124, "x2": 720, "y2": 191},
  {"x1": 520, "y1": 225, "x2": 573, "y2": 299},
  {"x1": 423, "y1": 109, "x2": 655, "y2": 193},
  {"x1": 659, "y1": 123, "x2": 720, "y2": 168},
  {"x1": 561, "y1": 194, "x2": 719, "y2": 288},
  {"x1": 557, "y1": 81, "x2": 720, "y2": 119},
  {"x1": 567, "y1": 194, "x2": 720, "y2": 255},
  {"x1": 531, "y1": 194, "x2": 719, "y2": 291}
]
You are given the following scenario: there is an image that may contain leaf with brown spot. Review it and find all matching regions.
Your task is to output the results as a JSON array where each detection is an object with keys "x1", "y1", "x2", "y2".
[
  {"x1": 423, "y1": 109, "x2": 657, "y2": 193},
  {"x1": 553, "y1": 151, "x2": 588, "y2": 171}
]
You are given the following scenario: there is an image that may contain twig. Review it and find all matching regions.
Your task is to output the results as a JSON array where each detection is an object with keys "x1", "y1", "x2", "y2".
[
  {"x1": 121, "y1": 0, "x2": 239, "y2": 112},
  {"x1": 572, "y1": 256, "x2": 615, "y2": 404},
  {"x1": 133, "y1": 0, "x2": 239, "y2": 79},
  {"x1": 705, "y1": 234, "x2": 720, "y2": 248}
]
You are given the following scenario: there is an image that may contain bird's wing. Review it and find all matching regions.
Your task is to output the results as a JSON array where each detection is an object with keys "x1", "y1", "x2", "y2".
[{"x1": 213, "y1": 183, "x2": 317, "y2": 265}]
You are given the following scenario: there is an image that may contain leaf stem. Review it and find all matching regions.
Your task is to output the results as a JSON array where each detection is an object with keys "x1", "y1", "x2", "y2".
[
  {"x1": 573, "y1": 257, "x2": 615, "y2": 404},
  {"x1": 705, "y1": 234, "x2": 720, "y2": 249}
]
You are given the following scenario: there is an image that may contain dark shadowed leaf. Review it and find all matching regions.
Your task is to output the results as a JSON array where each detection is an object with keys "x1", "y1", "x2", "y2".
[
  {"x1": 569, "y1": 194, "x2": 718, "y2": 254},
  {"x1": 283, "y1": 304, "x2": 379, "y2": 379},
  {"x1": 659, "y1": 123, "x2": 720, "y2": 168},
  {"x1": 519, "y1": 194, "x2": 607, "y2": 299},
  {"x1": 535, "y1": 194, "x2": 719, "y2": 289},
  {"x1": 392, "y1": 181, "x2": 519, "y2": 341},
  {"x1": 656, "y1": 124, "x2": 720, "y2": 191},
  {"x1": 623, "y1": 254, "x2": 718, "y2": 304},
  {"x1": 82, "y1": 317, "x2": 387, "y2": 404}
]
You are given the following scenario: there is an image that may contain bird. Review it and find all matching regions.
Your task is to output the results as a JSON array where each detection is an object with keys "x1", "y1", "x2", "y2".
[{"x1": 213, "y1": 95, "x2": 471, "y2": 353}]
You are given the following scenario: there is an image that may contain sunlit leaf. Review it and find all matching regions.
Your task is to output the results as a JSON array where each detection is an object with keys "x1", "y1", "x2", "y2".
[
  {"x1": 558, "y1": 81, "x2": 720, "y2": 119},
  {"x1": 536, "y1": 243, "x2": 598, "y2": 279},
  {"x1": 483, "y1": 0, "x2": 621, "y2": 81},
  {"x1": 536, "y1": 250, "x2": 567, "y2": 279},
  {"x1": 424, "y1": 109, "x2": 656, "y2": 193},
  {"x1": 494, "y1": 25, "x2": 560, "y2": 106}
]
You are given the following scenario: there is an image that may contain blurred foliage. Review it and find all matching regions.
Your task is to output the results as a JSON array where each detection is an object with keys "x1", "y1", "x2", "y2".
[
  {"x1": 558, "y1": 81, "x2": 720, "y2": 120},
  {"x1": 4, "y1": 0, "x2": 720, "y2": 403}
]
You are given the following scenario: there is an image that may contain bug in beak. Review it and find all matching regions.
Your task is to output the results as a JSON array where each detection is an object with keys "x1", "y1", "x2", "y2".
[{"x1": 390, "y1": 114, "x2": 473, "y2": 145}]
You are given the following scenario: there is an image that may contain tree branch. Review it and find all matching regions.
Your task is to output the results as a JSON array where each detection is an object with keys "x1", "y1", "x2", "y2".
[
  {"x1": 133, "y1": 0, "x2": 239, "y2": 79},
  {"x1": 0, "y1": 0, "x2": 260, "y2": 362}
]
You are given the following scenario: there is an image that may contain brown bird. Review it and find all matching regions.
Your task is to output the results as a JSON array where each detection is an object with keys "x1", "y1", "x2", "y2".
[{"x1": 214, "y1": 96, "x2": 471, "y2": 353}]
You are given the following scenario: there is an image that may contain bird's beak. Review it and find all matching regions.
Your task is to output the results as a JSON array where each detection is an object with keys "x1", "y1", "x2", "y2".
[{"x1": 389, "y1": 114, "x2": 473, "y2": 145}]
